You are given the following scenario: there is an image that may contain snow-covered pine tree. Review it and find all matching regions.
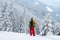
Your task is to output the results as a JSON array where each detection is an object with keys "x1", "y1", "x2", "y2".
[
  {"x1": 19, "y1": 8, "x2": 26, "y2": 33},
  {"x1": 40, "y1": 9, "x2": 55, "y2": 36},
  {"x1": 8, "y1": 3, "x2": 19, "y2": 32},
  {"x1": 0, "y1": 2, "x2": 8, "y2": 31},
  {"x1": 35, "y1": 23, "x2": 40, "y2": 35},
  {"x1": 0, "y1": 2, "x2": 19, "y2": 32}
]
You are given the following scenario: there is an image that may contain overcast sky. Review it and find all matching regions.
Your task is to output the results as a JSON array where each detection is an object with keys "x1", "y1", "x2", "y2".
[{"x1": 38, "y1": 0, "x2": 60, "y2": 8}]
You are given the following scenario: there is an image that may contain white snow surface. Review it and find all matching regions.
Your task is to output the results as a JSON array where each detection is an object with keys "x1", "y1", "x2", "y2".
[{"x1": 0, "y1": 31, "x2": 60, "y2": 40}]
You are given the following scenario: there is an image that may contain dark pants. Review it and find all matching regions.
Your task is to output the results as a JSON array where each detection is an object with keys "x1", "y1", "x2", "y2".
[{"x1": 30, "y1": 26, "x2": 35, "y2": 36}]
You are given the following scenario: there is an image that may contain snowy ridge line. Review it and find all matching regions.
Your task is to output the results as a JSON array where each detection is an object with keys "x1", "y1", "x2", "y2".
[
  {"x1": 16, "y1": 0, "x2": 47, "y2": 14},
  {"x1": 0, "y1": 0, "x2": 46, "y2": 20},
  {"x1": 2, "y1": 0, "x2": 43, "y2": 20},
  {"x1": 13, "y1": 0, "x2": 47, "y2": 18}
]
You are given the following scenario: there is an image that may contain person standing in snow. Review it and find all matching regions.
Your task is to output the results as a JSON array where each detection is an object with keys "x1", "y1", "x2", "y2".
[{"x1": 29, "y1": 18, "x2": 36, "y2": 36}]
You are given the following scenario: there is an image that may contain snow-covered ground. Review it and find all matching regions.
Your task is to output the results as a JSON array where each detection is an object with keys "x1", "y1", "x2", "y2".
[{"x1": 0, "y1": 31, "x2": 60, "y2": 40}]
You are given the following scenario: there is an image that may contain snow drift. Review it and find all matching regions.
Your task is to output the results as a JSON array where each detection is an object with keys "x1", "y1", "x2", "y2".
[{"x1": 0, "y1": 31, "x2": 60, "y2": 40}]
